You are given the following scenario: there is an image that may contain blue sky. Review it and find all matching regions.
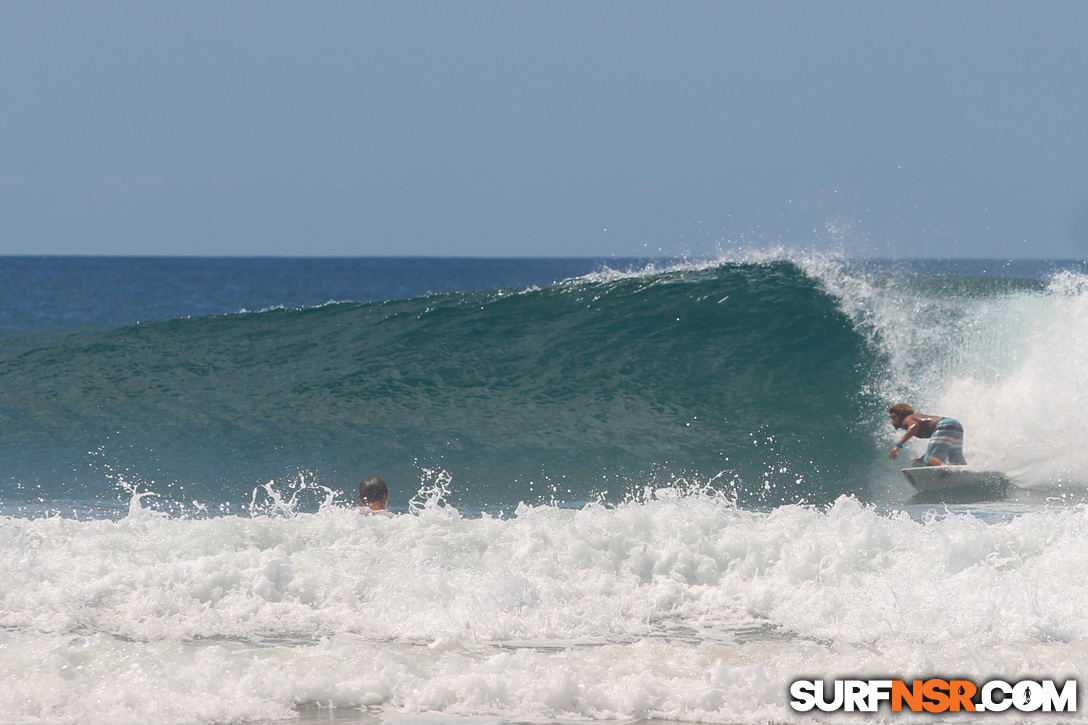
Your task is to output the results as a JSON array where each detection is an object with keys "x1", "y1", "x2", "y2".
[{"x1": 2, "y1": 1, "x2": 1086, "y2": 258}]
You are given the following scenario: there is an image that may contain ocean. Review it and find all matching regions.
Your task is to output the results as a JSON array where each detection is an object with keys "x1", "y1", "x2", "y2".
[{"x1": 2, "y1": 255, "x2": 1087, "y2": 724}]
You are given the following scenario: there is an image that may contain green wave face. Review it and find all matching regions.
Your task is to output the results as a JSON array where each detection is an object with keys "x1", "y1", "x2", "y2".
[{"x1": 1, "y1": 261, "x2": 879, "y2": 510}]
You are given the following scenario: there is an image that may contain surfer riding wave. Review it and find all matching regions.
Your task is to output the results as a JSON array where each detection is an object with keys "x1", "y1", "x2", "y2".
[{"x1": 887, "y1": 403, "x2": 966, "y2": 466}]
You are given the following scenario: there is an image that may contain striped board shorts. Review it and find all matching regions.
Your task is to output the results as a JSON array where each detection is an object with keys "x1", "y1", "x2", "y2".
[{"x1": 924, "y1": 418, "x2": 966, "y2": 465}]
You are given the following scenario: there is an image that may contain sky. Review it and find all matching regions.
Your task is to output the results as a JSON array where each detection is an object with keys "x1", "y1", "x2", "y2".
[{"x1": 2, "y1": 1, "x2": 1087, "y2": 258}]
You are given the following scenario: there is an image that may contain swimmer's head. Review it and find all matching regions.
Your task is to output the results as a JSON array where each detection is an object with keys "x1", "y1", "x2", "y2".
[{"x1": 359, "y1": 476, "x2": 389, "y2": 508}]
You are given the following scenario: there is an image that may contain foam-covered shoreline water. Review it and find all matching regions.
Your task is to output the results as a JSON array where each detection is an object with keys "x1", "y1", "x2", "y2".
[{"x1": 4, "y1": 488, "x2": 1088, "y2": 724}]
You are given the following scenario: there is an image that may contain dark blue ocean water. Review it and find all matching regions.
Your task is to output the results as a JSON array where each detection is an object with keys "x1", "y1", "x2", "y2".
[{"x1": 0, "y1": 257, "x2": 622, "y2": 331}]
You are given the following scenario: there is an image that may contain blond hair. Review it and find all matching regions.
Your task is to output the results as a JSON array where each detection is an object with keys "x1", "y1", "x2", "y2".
[{"x1": 888, "y1": 402, "x2": 914, "y2": 417}]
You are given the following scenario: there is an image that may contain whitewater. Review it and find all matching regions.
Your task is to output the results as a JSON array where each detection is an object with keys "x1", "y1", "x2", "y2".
[{"x1": 2, "y1": 255, "x2": 1088, "y2": 724}]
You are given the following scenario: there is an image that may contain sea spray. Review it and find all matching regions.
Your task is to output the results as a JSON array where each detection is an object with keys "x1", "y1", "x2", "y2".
[
  {"x1": 801, "y1": 258, "x2": 1088, "y2": 487},
  {"x1": 943, "y1": 271, "x2": 1088, "y2": 484}
]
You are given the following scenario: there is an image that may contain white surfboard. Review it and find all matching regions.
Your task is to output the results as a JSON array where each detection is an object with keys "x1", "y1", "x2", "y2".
[{"x1": 901, "y1": 466, "x2": 1013, "y2": 492}]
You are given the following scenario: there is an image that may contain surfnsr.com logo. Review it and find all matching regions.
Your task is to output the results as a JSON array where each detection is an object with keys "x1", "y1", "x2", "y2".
[{"x1": 790, "y1": 679, "x2": 1077, "y2": 713}]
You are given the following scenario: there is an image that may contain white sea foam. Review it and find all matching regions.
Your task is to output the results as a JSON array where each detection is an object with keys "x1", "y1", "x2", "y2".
[
  {"x1": 3, "y1": 489, "x2": 1088, "y2": 724},
  {"x1": 945, "y1": 272, "x2": 1088, "y2": 484},
  {"x1": 806, "y1": 258, "x2": 1088, "y2": 488}
]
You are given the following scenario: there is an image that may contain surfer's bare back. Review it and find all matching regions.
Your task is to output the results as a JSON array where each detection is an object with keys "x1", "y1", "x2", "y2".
[{"x1": 887, "y1": 403, "x2": 967, "y2": 466}]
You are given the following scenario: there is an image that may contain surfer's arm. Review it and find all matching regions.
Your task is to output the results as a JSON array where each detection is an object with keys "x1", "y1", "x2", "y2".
[{"x1": 888, "y1": 421, "x2": 918, "y2": 459}]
